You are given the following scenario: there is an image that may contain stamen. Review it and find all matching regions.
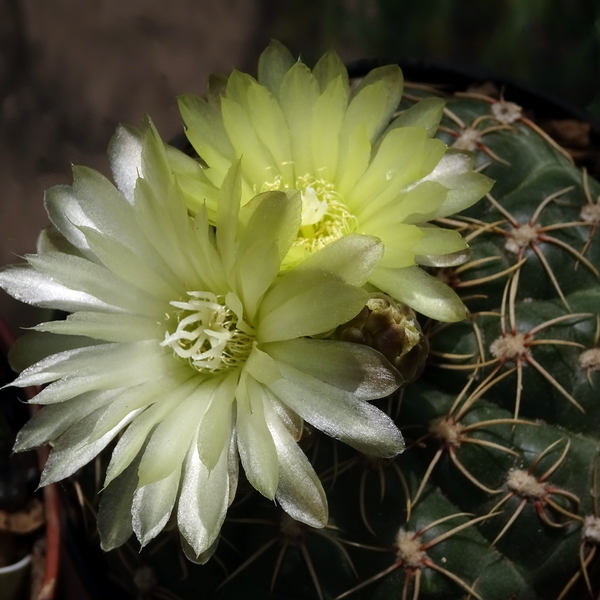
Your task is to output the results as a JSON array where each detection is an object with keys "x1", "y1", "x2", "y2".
[
  {"x1": 260, "y1": 173, "x2": 357, "y2": 255},
  {"x1": 161, "y1": 291, "x2": 254, "y2": 373}
]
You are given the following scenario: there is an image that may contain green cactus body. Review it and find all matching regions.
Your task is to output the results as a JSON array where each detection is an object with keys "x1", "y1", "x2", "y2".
[{"x1": 69, "y1": 85, "x2": 600, "y2": 600}]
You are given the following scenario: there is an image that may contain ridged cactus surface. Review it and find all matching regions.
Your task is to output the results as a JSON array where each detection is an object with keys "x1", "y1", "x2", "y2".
[{"x1": 66, "y1": 85, "x2": 600, "y2": 600}]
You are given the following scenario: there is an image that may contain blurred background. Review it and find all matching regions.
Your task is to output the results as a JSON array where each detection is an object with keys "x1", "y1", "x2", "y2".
[{"x1": 1, "y1": 0, "x2": 600, "y2": 330}]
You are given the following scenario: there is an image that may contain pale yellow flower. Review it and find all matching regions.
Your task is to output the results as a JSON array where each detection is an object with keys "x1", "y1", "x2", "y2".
[{"x1": 175, "y1": 42, "x2": 493, "y2": 322}]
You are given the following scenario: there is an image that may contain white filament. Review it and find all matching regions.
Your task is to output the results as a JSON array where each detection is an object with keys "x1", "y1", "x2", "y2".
[{"x1": 161, "y1": 291, "x2": 252, "y2": 373}]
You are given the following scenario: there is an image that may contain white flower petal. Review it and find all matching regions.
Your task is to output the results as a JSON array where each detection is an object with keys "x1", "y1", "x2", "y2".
[
  {"x1": 40, "y1": 410, "x2": 138, "y2": 486},
  {"x1": 137, "y1": 378, "x2": 216, "y2": 487},
  {"x1": 132, "y1": 466, "x2": 181, "y2": 547},
  {"x1": 268, "y1": 362, "x2": 405, "y2": 458},
  {"x1": 107, "y1": 124, "x2": 143, "y2": 203},
  {"x1": 43, "y1": 185, "x2": 96, "y2": 259},
  {"x1": 0, "y1": 264, "x2": 117, "y2": 313},
  {"x1": 8, "y1": 331, "x2": 102, "y2": 373},
  {"x1": 263, "y1": 399, "x2": 327, "y2": 528},
  {"x1": 98, "y1": 448, "x2": 142, "y2": 551},
  {"x1": 197, "y1": 373, "x2": 237, "y2": 470},
  {"x1": 226, "y1": 430, "x2": 239, "y2": 507},
  {"x1": 216, "y1": 161, "x2": 243, "y2": 275},
  {"x1": 180, "y1": 534, "x2": 220, "y2": 565},
  {"x1": 79, "y1": 226, "x2": 179, "y2": 300},
  {"x1": 244, "y1": 346, "x2": 283, "y2": 386},
  {"x1": 36, "y1": 225, "x2": 86, "y2": 257},
  {"x1": 103, "y1": 378, "x2": 200, "y2": 487},
  {"x1": 239, "y1": 189, "x2": 302, "y2": 264},
  {"x1": 89, "y1": 371, "x2": 192, "y2": 442},
  {"x1": 60, "y1": 166, "x2": 146, "y2": 254},
  {"x1": 14, "y1": 389, "x2": 118, "y2": 451},
  {"x1": 33, "y1": 312, "x2": 161, "y2": 343},
  {"x1": 235, "y1": 374, "x2": 279, "y2": 499},
  {"x1": 178, "y1": 440, "x2": 230, "y2": 558},
  {"x1": 13, "y1": 342, "x2": 173, "y2": 404},
  {"x1": 263, "y1": 338, "x2": 403, "y2": 399},
  {"x1": 25, "y1": 252, "x2": 164, "y2": 318}
]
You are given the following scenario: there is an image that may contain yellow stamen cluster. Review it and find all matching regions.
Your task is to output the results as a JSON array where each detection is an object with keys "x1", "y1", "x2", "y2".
[{"x1": 261, "y1": 174, "x2": 358, "y2": 254}]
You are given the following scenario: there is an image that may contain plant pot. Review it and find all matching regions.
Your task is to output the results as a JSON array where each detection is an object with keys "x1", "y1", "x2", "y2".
[{"x1": 0, "y1": 320, "x2": 60, "y2": 600}]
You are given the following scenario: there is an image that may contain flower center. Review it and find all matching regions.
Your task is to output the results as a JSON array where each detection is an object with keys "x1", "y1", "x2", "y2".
[
  {"x1": 161, "y1": 291, "x2": 254, "y2": 373},
  {"x1": 261, "y1": 174, "x2": 357, "y2": 255}
]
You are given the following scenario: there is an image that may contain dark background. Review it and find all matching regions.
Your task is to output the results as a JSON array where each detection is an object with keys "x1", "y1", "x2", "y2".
[{"x1": 1, "y1": 0, "x2": 599, "y2": 330}]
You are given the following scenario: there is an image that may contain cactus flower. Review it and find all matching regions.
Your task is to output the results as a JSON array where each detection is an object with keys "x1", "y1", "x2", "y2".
[
  {"x1": 0, "y1": 121, "x2": 404, "y2": 562},
  {"x1": 175, "y1": 42, "x2": 493, "y2": 322}
]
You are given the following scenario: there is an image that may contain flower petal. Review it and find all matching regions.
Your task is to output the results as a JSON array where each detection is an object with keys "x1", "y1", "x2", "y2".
[
  {"x1": 312, "y1": 50, "x2": 348, "y2": 92},
  {"x1": 78, "y1": 226, "x2": 179, "y2": 300},
  {"x1": 258, "y1": 273, "x2": 369, "y2": 343},
  {"x1": 197, "y1": 372, "x2": 237, "y2": 471},
  {"x1": 311, "y1": 76, "x2": 348, "y2": 182},
  {"x1": 102, "y1": 378, "x2": 201, "y2": 487},
  {"x1": 346, "y1": 127, "x2": 428, "y2": 209},
  {"x1": 178, "y1": 93, "x2": 236, "y2": 181},
  {"x1": 132, "y1": 465, "x2": 181, "y2": 547},
  {"x1": 33, "y1": 312, "x2": 161, "y2": 343},
  {"x1": 268, "y1": 363, "x2": 404, "y2": 458},
  {"x1": 108, "y1": 124, "x2": 143, "y2": 203},
  {"x1": 263, "y1": 399, "x2": 328, "y2": 528},
  {"x1": 0, "y1": 264, "x2": 117, "y2": 313},
  {"x1": 257, "y1": 40, "x2": 295, "y2": 96},
  {"x1": 25, "y1": 252, "x2": 164, "y2": 318},
  {"x1": 137, "y1": 378, "x2": 217, "y2": 487},
  {"x1": 383, "y1": 97, "x2": 445, "y2": 139},
  {"x1": 346, "y1": 65, "x2": 403, "y2": 142},
  {"x1": 412, "y1": 226, "x2": 469, "y2": 259},
  {"x1": 40, "y1": 409, "x2": 138, "y2": 486},
  {"x1": 421, "y1": 150, "x2": 494, "y2": 218},
  {"x1": 240, "y1": 189, "x2": 302, "y2": 263},
  {"x1": 221, "y1": 96, "x2": 279, "y2": 187},
  {"x1": 13, "y1": 342, "x2": 174, "y2": 405},
  {"x1": 98, "y1": 446, "x2": 144, "y2": 551},
  {"x1": 247, "y1": 82, "x2": 294, "y2": 185},
  {"x1": 8, "y1": 330, "x2": 101, "y2": 373},
  {"x1": 235, "y1": 374, "x2": 279, "y2": 499},
  {"x1": 263, "y1": 338, "x2": 403, "y2": 399},
  {"x1": 178, "y1": 440, "x2": 230, "y2": 558},
  {"x1": 370, "y1": 265, "x2": 467, "y2": 322},
  {"x1": 279, "y1": 62, "x2": 320, "y2": 177},
  {"x1": 89, "y1": 371, "x2": 192, "y2": 442},
  {"x1": 216, "y1": 161, "x2": 243, "y2": 275},
  {"x1": 295, "y1": 232, "x2": 383, "y2": 288},
  {"x1": 13, "y1": 389, "x2": 118, "y2": 451}
]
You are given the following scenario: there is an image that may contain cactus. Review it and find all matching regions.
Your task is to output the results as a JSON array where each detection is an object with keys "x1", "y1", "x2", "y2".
[{"x1": 55, "y1": 79, "x2": 600, "y2": 600}]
